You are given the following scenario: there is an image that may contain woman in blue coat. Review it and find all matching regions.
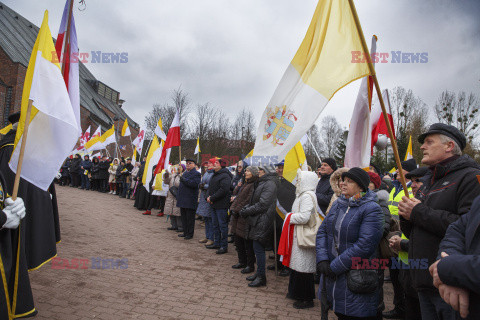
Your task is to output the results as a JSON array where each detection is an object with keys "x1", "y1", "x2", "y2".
[
  {"x1": 196, "y1": 160, "x2": 215, "y2": 245},
  {"x1": 316, "y1": 167, "x2": 383, "y2": 319}
]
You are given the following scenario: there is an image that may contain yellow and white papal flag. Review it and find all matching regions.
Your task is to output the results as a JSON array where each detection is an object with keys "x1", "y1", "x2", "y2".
[
  {"x1": 253, "y1": 0, "x2": 370, "y2": 163},
  {"x1": 121, "y1": 119, "x2": 131, "y2": 136},
  {"x1": 194, "y1": 137, "x2": 200, "y2": 155},
  {"x1": 405, "y1": 136, "x2": 413, "y2": 160},
  {"x1": 10, "y1": 11, "x2": 79, "y2": 190}
]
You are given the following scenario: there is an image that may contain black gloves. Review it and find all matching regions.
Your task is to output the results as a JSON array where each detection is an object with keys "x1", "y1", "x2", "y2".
[{"x1": 317, "y1": 261, "x2": 336, "y2": 279}]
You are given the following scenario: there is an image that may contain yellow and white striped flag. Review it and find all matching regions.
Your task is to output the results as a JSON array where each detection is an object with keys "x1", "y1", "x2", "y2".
[
  {"x1": 253, "y1": 0, "x2": 370, "y2": 163},
  {"x1": 9, "y1": 11, "x2": 79, "y2": 190},
  {"x1": 121, "y1": 119, "x2": 131, "y2": 136}
]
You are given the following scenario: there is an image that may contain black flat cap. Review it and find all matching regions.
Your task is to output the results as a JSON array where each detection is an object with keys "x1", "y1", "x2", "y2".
[
  {"x1": 418, "y1": 123, "x2": 467, "y2": 151},
  {"x1": 401, "y1": 158, "x2": 417, "y2": 172},
  {"x1": 8, "y1": 112, "x2": 20, "y2": 124},
  {"x1": 405, "y1": 167, "x2": 429, "y2": 179},
  {"x1": 185, "y1": 158, "x2": 197, "y2": 164}
]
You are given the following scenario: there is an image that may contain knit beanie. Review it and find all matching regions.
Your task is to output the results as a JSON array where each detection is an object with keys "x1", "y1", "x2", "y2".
[
  {"x1": 246, "y1": 166, "x2": 259, "y2": 177},
  {"x1": 342, "y1": 167, "x2": 370, "y2": 192},
  {"x1": 321, "y1": 158, "x2": 338, "y2": 171},
  {"x1": 367, "y1": 171, "x2": 381, "y2": 189}
]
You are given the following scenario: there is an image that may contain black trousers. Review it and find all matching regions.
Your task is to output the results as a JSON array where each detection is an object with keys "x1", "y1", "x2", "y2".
[
  {"x1": 288, "y1": 270, "x2": 315, "y2": 301},
  {"x1": 389, "y1": 266, "x2": 405, "y2": 311},
  {"x1": 71, "y1": 173, "x2": 80, "y2": 187},
  {"x1": 180, "y1": 208, "x2": 196, "y2": 237},
  {"x1": 234, "y1": 235, "x2": 255, "y2": 267}
]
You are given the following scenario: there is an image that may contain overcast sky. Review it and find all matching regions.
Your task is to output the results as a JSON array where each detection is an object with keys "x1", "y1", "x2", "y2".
[{"x1": 4, "y1": 0, "x2": 480, "y2": 130}]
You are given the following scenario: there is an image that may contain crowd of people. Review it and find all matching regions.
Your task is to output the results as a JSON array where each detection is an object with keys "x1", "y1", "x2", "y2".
[{"x1": 56, "y1": 122, "x2": 480, "y2": 319}]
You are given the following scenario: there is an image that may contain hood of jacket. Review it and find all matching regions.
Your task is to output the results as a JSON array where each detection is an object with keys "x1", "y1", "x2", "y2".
[
  {"x1": 330, "y1": 167, "x2": 349, "y2": 195},
  {"x1": 295, "y1": 170, "x2": 319, "y2": 195},
  {"x1": 214, "y1": 167, "x2": 233, "y2": 179}
]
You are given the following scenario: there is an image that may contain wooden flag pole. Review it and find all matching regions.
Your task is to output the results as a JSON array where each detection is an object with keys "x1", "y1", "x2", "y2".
[
  {"x1": 347, "y1": 0, "x2": 409, "y2": 195},
  {"x1": 178, "y1": 146, "x2": 182, "y2": 164},
  {"x1": 12, "y1": 100, "x2": 33, "y2": 200}
]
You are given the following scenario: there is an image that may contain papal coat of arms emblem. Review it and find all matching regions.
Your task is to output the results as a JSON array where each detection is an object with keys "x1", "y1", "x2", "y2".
[{"x1": 263, "y1": 105, "x2": 297, "y2": 146}]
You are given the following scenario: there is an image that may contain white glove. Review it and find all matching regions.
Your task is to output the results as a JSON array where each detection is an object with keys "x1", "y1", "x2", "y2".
[
  {"x1": 5, "y1": 197, "x2": 26, "y2": 219},
  {"x1": 2, "y1": 208, "x2": 20, "y2": 229}
]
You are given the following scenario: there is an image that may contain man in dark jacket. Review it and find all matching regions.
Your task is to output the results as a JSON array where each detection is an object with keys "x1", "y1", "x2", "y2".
[
  {"x1": 69, "y1": 154, "x2": 82, "y2": 187},
  {"x1": 207, "y1": 158, "x2": 233, "y2": 254},
  {"x1": 177, "y1": 159, "x2": 201, "y2": 240},
  {"x1": 80, "y1": 155, "x2": 92, "y2": 190},
  {"x1": 315, "y1": 158, "x2": 336, "y2": 214},
  {"x1": 399, "y1": 123, "x2": 480, "y2": 320},
  {"x1": 429, "y1": 195, "x2": 480, "y2": 320},
  {"x1": 98, "y1": 156, "x2": 110, "y2": 192},
  {"x1": 269, "y1": 160, "x2": 295, "y2": 276}
]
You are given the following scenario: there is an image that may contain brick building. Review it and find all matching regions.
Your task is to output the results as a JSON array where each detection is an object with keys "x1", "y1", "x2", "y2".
[{"x1": 0, "y1": 2, "x2": 139, "y2": 158}]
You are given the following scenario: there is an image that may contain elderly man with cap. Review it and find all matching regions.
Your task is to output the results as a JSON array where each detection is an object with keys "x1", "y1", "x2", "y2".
[
  {"x1": 398, "y1": 123, "x2": 480, "y2": 320},
  {"x1": 315, "y1": 158, "x2": 336, "y2": 214},
  {"x1": 176, "y1": 159, "x2": 201, "y2": 240},
  {"x1": 206, "y1": 158, "x2": 233, "y2": 253},
  {"x1": 383, "y1": 158, "x2": 416, "y2": 319}
]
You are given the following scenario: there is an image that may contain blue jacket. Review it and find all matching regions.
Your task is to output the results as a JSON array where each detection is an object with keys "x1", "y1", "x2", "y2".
[
  {"x1": 81, "y1": 160, "x2": 92, "y2": 173},
  {"x1": 316, "y1": 190, "x2": 383, "y2": 317},
  {"x1": 176, "y1": 169, "x2": 201, "y2": 210},
  {"x1": 196, "y1": 170, "x2": 214, "y2": 217},
  {"x1": 437, "y1": 195, "x2": 480, "y2": 319}
]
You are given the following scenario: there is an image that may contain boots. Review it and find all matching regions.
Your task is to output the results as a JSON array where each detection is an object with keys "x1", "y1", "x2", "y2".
[{"x1": 248, "y1": 274, "x2": 266, "y2": 287}]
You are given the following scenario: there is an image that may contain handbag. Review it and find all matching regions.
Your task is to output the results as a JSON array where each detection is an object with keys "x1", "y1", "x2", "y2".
[
  {"x1": 332, "y1": 207, "x2": 378, "y2": 294},
  {"x1": 168, "y1": 176, "x2": 179, "y2": 198},
  {"x1": 296, "y1": 193, "x2": 322, "y2": 249}
]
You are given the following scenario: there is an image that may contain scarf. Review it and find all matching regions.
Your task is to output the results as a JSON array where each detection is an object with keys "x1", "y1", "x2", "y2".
[{"x1": 278, "y1": 212, "x2": 295, "y2": 267}]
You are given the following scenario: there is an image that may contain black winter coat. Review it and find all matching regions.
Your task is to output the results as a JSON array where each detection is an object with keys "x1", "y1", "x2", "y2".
[
  {"x1": 316, "y1": 173, "x2": 334, "y2": 214},
  {"x1": 61, "y1": 159, "x2": 71, "y2": 177},
  {"x1": 69, "y1": 158, "x2": 81, "y2": 174},
  {"x1": 401, "y1": 155, "x2": 480, "y2": 291},
  {"x1": 91, "y1": 161, "x2": 100, "y2": 179},
  {"x1": 116, "y1": 164, "x2": 126, "y2": 182},
  {"x1": 438, "y1": 195, "x2": 480, "y2": 319},
  {"x1": 207, "y1": 168, "x2": 233, "y2": 209},
  {"x1": 241, "y1": 173, "x2": 278, "y2": 245},
  {"x1": 177, "y1": 169, "x2": 201, "y2": 210},
  {"x1": 98, "y1": 160, "x2": 110, "y2": 180}
]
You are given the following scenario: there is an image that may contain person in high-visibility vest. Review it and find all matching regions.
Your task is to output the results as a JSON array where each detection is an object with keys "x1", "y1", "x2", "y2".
[
  {"x1": 389, "y1": 166, "x2": 428, "y2": 320},
  {"x1": 383, "y1": 158, "x2": 417, "y2": 319}
]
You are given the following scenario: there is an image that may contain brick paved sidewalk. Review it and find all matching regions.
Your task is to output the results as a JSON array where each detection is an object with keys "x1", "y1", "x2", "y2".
[{"x1": 29, "y1": 186, "x2": 393, "y2": 319}]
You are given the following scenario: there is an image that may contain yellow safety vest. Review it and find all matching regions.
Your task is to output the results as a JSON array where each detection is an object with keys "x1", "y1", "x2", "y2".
[
  {"x1": 388, "y1": 186, "x2": 412, "y2": 264},
  {"x1": 388, "y1": 186, "x2": 412, "y2": 216},
  {"x1": 398, "y1": 233, "x2": 409, "y2": 264}
]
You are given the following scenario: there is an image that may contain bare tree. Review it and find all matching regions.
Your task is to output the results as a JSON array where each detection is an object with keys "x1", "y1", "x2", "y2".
[
  {"x1": 319, "y1": 116, "x2": 343, "y2": 158},
  {"x1": 435, "y1": 91, "x2": 480, "y2": 141},
  {"x1": 191, "y1": 103, "x2": 217, "y2": 139},
  {"x1": 143, "y1": 87, "x2": 192, "y2": 140}
]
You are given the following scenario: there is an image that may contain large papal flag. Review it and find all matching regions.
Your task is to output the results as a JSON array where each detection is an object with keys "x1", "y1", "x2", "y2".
[
  {"x1": 253, "y1": 0, "x2": 370, "y2": 162},
  {"x1": 143, "y1": 136, "x2": 163, "y2": 192},
  {"x1": 10, "y1": 11, "x2": 79, "y2": 190}
]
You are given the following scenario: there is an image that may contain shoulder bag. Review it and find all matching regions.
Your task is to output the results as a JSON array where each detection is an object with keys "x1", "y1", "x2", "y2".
[{"x1": 296, "y1": 193, "x2": 322, "y2": 249}]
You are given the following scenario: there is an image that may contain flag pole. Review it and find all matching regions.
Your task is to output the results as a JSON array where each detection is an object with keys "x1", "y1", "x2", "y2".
[
  {"x1": 347, "y1": 0, "x2": 409, "y2": 195},
  {"x1": 61, "y1": 0, "x2": 74, "y2": 74},
  {"x1": 179, "y1": 146, "x2": 182, "y2": 163},
  {"x1": 307, "y1": 134, "x2": 322, "y2": 163},
  {"x1": 12, "y1": 100, "x2": 33, "y2": 200}
]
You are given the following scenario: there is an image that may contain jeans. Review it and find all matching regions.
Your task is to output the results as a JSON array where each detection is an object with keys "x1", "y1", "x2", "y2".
[
  {"x1": 80, "y1": 174, "x2": 90, "y2": 190},
  {"x1": 204, "y1": 217, "x2": 214, "y2": 241},
  {"x1": 417, "y1": 290, "x2": 460, "y2": 320},
  {"x1": 211, "y1": 209, "x2": 228, "y2": 249},
  {"x1": 122, "y1": 182, "x2": 130, "y2": 197},
  {"x1": 252, "y1": 240, "x2": 266, "y2": 276}
]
